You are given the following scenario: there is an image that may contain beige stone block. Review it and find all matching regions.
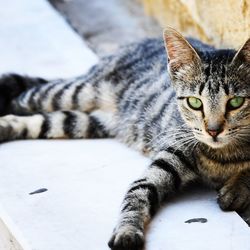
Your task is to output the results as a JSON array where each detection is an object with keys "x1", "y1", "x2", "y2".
[{"x1": 142, "y1": 0, "x2": 250, "y2": 48}]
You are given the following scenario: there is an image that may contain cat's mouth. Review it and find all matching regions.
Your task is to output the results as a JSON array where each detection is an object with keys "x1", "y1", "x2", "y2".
[
  {"x1": 195, "y1": 134, "x2": 229, "y2": 148},
  {"x1": 206, "y1": 139, "x2": 228, "y2": 148}
]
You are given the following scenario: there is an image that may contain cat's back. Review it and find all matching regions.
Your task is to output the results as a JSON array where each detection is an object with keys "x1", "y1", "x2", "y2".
[
  {"x1": 108, "y1": 37, "x2": 214, "y2": 95},
  {"x1": 111, "y1": 38, "x2": 176, "y2": 152}
]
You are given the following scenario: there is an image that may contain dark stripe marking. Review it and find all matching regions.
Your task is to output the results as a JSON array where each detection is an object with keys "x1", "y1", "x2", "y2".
[
  {"x1": 87, "y1": 115, "x2": 108, "y2": 138},
  {"x1": 132, "y1": 178, "x2": 147, "y2": 185},
  {"x1": 27, "y1": 87, "x2": 40, "y2": 110},
  {"x1": 52, "y1": 82, "x2": 73, "y2": 110},
  {"x1": 177, "y1": 96, "x2": 185, "y2": 100},
  {"x1": 165, "y1": 147, "x2": 196, "y2": 172},
  {"x1": 127, "y1": 183, "x2": 159, "y2": 217},
  {"x1": 63, "y1": 111, "x2": 78, "y2": 138},
  {"x1": 38, "y1": 115, "x2": 50, "y2": 139},
  {"x1": 199, "y1": 82, "x2": 205, "y2": 95},
  {"x1": 20, "y1": 128, "x2": 28, "y2": 139},
  {"x1": 151, "y1": 159, "x2": 181, "y2": 190},
  {"x1": 72, "y1": 82, "x2": 87, "y2": 109},
  {"x1": 37, "y1": 82, "x2": 59, "y2": 110}
]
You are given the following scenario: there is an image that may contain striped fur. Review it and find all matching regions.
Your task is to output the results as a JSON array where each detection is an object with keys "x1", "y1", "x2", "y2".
[{"x1": 1, "y1": 28, "x2": 250, "y2": 250}]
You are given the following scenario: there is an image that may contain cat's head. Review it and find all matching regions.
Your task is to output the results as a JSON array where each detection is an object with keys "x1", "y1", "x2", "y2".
[{"x1": 163, "y1": 27, "x2": 250, "y2": 149}]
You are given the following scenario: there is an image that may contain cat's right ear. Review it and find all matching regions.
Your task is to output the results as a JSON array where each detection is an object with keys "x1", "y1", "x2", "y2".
[
  {"x1": 231, "y1": 38, "x2": 250, "y2": 64},
  {"x1": 163, "y1": 27, "x2": 201, "y2": 76}
]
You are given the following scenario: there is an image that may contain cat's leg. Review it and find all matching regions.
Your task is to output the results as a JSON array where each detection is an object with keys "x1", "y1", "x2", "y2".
[
  {"x1": 0, "y1": 110, "x2": 115, "y2": 142},
  {"x1": 108, "y1": 150, "x2": 198, "y2": 250},
  {"x1": 217, "y1": 169, "x2": 250, "y2": 212},
  {"x1": 9, "y1": 75, "x2": 117, "y2": 116},
  {"x1": 5, "y1": 57, "x2": 117, "y2": 115},
  {"x1": 0, "y1": 74, "x2": 48, "y2": 116}
]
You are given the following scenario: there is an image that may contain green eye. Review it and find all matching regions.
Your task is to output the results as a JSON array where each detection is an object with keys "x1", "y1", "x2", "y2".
[
  {"x1": 187, "y1": 97, "x2": 203, "y2": 110},
  {"x1": 228, "y1": 97, "x2": 245, "y2": 110}
]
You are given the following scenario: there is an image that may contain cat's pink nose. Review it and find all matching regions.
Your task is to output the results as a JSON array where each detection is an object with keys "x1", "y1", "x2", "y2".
[
  {"x1": 206, "y1": 122, "x2": 224, "y2": 138},
  {"x1": 207, "y1": 129, "x2": 220, "y2": 138}
]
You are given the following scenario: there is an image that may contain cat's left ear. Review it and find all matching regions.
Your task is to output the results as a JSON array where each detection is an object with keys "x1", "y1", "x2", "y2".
[
  {"x1": 232, "y1": 38, "x2": 250, "y2": 63},
  {"x1": 163, "y1": 27, "x2": 201, "y2": 76}
]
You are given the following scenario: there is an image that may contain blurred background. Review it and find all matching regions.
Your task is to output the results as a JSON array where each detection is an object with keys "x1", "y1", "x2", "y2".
[
  {"x1": 49, "y1": 0, "x2": 250, "y2": 56},
  {"x1": 49, "y1": 0, "x2": 161, "y2": 56}
]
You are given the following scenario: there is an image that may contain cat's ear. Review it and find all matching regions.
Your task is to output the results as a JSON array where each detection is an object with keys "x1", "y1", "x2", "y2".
[
  {"x1": 232, "y1": 38, "x2": 250, "y2": 64},
  {"x1": 163, "y1": 27, "x2": 201, "y2": 75}
]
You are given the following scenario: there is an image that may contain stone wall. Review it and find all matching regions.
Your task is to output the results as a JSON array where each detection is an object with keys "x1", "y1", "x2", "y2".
[{"x1": 142, "y1": 0, "x2": 250, "y2": 49}]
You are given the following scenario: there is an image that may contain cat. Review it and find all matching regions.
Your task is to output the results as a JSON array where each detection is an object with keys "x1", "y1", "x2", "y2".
[{"x1": 0, "y1": 27, "x2": 250, "y2": 250}]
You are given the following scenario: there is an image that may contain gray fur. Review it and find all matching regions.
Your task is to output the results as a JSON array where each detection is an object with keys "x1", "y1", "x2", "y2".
[{"x1": 0, "y1": 28, "x2": 250, "y2": 250}]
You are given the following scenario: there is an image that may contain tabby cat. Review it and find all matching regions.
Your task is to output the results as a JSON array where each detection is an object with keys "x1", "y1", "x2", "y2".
[{"x1": 0, "y1": 27, "x2": 250, "y2": 250}]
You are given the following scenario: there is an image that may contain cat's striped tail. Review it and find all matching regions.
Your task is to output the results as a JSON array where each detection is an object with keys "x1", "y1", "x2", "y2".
[{"x1": 0, "y1": 74, "x2": 48, "y2": 116}]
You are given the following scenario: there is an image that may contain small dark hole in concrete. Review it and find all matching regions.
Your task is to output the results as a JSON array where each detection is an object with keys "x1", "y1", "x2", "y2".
[
  {"x1": 185, "y1": 218, "x2": 208, "y2": 224},
  {"x1": 29, "y1": 188, "x2": 48, "y2": 195}
]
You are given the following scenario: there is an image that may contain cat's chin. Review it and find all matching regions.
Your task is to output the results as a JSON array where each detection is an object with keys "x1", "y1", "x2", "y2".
[
  {"x1": 206, "y1": 142, "x2": 227, "y2": 149},
  {"x1": 197, "y1": 136, "x2": 229, "y2": 149},
  {"x1": 203, "y1": 139, "x2": 228, "y2": 149}
]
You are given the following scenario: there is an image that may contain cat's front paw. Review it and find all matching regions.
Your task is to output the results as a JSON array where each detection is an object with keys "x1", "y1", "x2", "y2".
[
  {"x1": 108, "y1": 225, "x2": 144, "y2": 250},
  {"x1": 218, "y1": 178, "x2": 250, "y2": 212}
]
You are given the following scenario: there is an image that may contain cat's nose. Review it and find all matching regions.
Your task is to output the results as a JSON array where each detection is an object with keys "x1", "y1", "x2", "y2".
[
  {"x1": 206, "y1": 124, "x2": 223, "y2": 138},
  {"x1": 207, "y1": 129, "x2": 221, "y2": 138}
]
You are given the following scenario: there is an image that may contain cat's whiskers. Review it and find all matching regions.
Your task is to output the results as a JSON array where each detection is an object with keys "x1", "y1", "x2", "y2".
[
  {"x1": 156, "y1": 134, "x2": 196, "y2": 151},
  {"x1": 145, "y1": 127, "x2": 191, "y2": 146},
  {"x1": 234, "y1": 131, "x2": 250, "y2": 144},
  {"x1": 189, "y1": 140, "x2": 200, "y2": 153},
  {"x1": 149, "y1": 133, "x2": 191, "y2": 148},
  {"x1": 165, "y1": 137, "x2": 198, "y2": 154},
  {"x1": 154, "y1": 131, "x2": 194, "y2": 147}
]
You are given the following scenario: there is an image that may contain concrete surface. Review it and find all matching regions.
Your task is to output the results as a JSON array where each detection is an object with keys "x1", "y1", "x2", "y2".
[
  {"x1": 0, "y1": 0, "x2": 98, "y2": 79},
  {"x1": 0, "y1": 140, "x2": 249, "y2": 250}
]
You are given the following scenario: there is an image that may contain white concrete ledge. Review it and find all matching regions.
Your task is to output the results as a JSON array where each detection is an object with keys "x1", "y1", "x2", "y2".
[
  {"x1": 0, "y1": 140, "x2": 249, "y2": 250},
  {"x1": 0, "y1": 0, "x2": 98, "y2": 79}
]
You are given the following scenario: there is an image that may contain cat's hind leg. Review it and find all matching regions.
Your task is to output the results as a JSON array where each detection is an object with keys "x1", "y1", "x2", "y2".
[
  {"x1": 7, "y1": 57, "x2": 118, "y2": 115},
  {"x1": 0, "y1": 110, "x2": 116, "y2": 142}
]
